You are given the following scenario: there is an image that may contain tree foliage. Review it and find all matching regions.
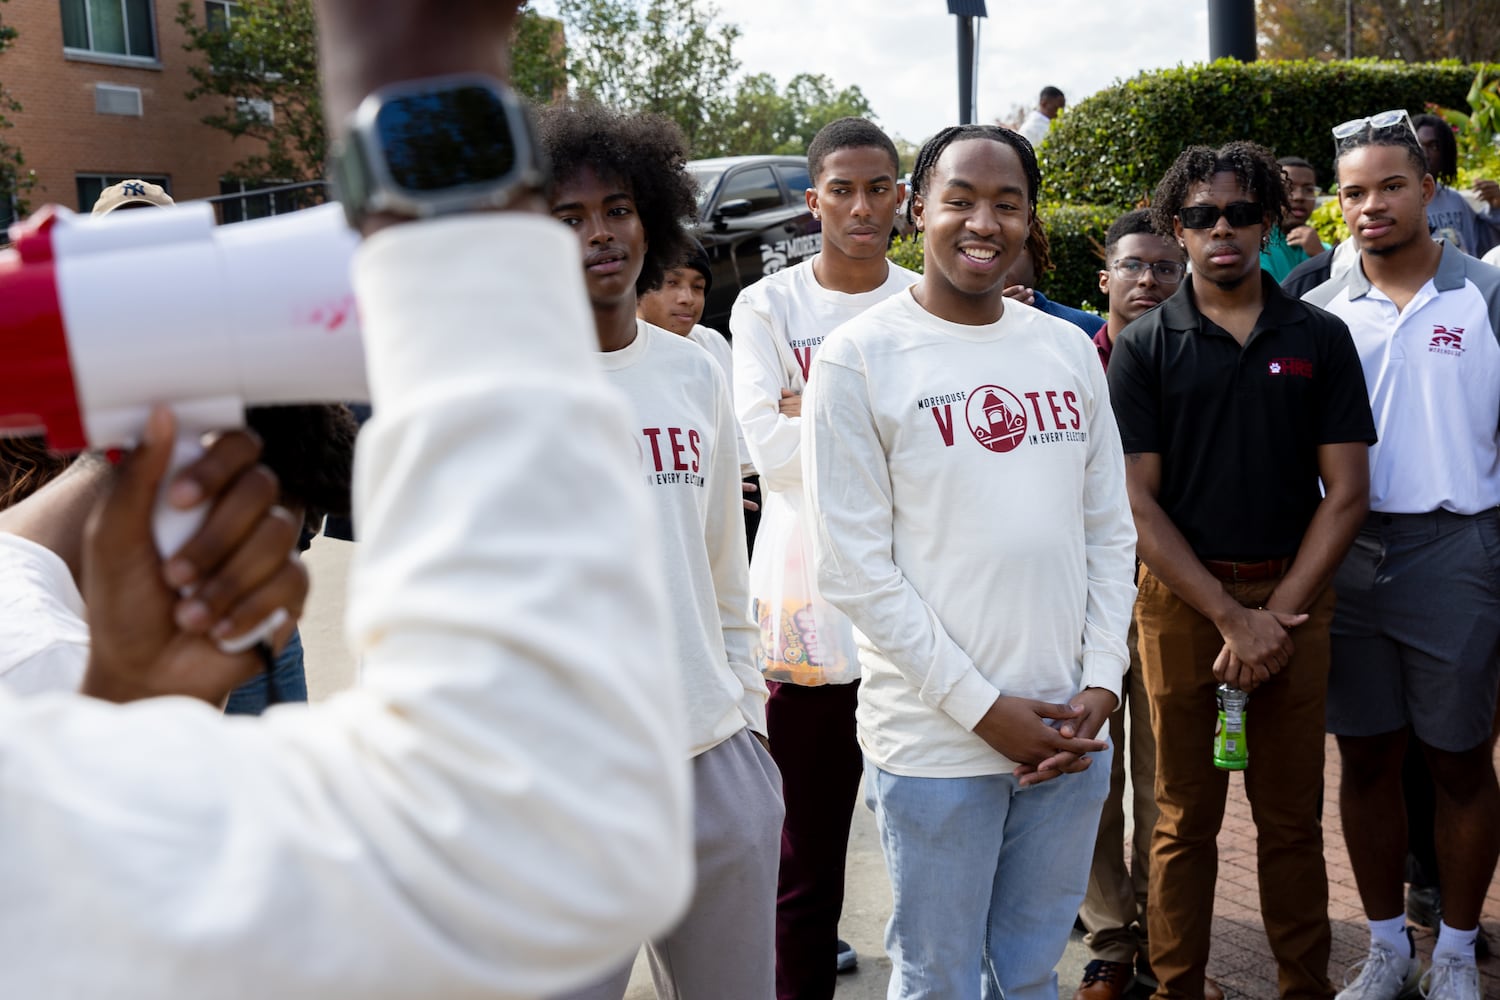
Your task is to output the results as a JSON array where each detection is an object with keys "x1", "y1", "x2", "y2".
[
  {"x1": 547, "y1": 0, "x2": 879, "y2": 158},
  {"x1": 513, "y1": 5, "x2": 569, "y2": 104},
  {"x1": 0, "y1": 0, "x2": 35, "y2": 219},
  {"x1": 703, "y1": 72, "x2": 875, "y2": 156},
  {"x1": 557, "y1": 0, "x2": 740, "y2": 153},
  {"x1": 1258, "y1": 0, "x2": 1500, "y2": 63},
  {"x1": 1041, "y1": 59, "x2": 1492, "y2": 208},
  {"x1": 170, "y1": 0, "x2": 882, "y2": 183},
  {"x1": 176, "y1": 0, "x2": 323, "y2": 183}
]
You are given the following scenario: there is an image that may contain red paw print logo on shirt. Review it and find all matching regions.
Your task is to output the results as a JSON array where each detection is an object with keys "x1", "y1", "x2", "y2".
[{"x1": 966, "y1": 386, "x2": 1028, "y2": 453}]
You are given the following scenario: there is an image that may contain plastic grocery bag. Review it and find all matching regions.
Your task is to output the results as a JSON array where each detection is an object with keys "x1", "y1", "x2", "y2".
[{"x1": 749, "y1": 489, "x2": 860, "y2": 686}]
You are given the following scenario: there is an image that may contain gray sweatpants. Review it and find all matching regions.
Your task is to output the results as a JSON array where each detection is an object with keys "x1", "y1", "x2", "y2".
[{"x1": 559, "y1": 727, "x2": 784, "y2": 1000}]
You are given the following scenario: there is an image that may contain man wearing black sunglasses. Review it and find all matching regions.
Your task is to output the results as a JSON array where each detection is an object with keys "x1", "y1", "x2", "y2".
[{"x1": 1107, "y1": 141, "x2": 1376, "y2": 1000}]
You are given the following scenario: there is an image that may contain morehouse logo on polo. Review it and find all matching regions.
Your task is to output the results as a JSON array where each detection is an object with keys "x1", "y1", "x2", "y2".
[{"x1": 1429, "y1": 325, "x2": 1465, "y2": 356}]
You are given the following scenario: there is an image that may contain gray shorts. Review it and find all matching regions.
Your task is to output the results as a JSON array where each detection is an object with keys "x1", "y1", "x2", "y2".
[{"x1": 1328, "y1": 508, "x2": 1500, "y2": 752}]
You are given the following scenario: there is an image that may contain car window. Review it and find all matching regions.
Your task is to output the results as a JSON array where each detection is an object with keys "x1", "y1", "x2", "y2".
[
  {"x1": 776, "y1": 164, "x2": 811, "y2": 205},
  {"x1": 686, "y1": 164, "x2": 724, "y2": 217},
  {"x1": 718, "y1": 166, "x2": 781, "y2": 213}
]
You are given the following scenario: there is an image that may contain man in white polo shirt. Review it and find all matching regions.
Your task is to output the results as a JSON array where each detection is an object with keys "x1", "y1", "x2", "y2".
[{"x1": 1305, "y1": 111, "x2": 1500, "y2": 1000}]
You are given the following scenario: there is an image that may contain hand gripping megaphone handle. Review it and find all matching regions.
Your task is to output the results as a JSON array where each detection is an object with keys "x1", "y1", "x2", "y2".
[
  {"x1": 153, "y1": 434, "x2": 288, "y2": 657},
  {"x1": 1, "y1": 202, "x2": 367, "y2": 658}
]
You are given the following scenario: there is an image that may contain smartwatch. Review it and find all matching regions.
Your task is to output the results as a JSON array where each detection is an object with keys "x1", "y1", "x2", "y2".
[{"x1": 330, "y1": 73, "x2": 549, "y2": 230}]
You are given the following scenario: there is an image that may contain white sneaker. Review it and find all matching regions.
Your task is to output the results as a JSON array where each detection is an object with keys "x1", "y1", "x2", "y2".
[
  {"x1": 1419, "y1": 954, "x2": 1481, "y2": 1000},
  {"x1": 1336, "y1": 939, "x2": 1423, "y2": 1000}
]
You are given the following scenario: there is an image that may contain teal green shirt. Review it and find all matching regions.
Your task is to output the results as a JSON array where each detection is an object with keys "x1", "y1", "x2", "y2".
[{"x1": 1259, "y1": 226, "x2": 1312, "y2": 283}]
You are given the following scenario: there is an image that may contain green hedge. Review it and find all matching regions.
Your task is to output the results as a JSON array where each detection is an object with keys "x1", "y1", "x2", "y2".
[
  {"x1": 885, "y1": 201, "x2": 1118, "y2": 314},
  {"x1": 1040, "y1": 203, "x2": 1117, "y2": 314},
  {"x1": 1041, "y1": 59, "x2": 1499, "y2": 208}
]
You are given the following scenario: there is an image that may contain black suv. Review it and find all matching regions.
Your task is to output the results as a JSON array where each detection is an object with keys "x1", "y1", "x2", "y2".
[{"x1": 687, "y1": 155, "x2": 822, "y2": 333}]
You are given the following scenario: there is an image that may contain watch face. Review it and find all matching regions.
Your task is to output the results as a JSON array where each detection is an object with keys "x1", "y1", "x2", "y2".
[{"x1": 375, "y1": 84, "x2": 518, "y2": 192}]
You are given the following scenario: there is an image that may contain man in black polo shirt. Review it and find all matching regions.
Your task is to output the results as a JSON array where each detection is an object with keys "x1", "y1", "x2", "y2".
[{"x1": 1107, "y1": 141, "x2": 1375, "y2": 1000}]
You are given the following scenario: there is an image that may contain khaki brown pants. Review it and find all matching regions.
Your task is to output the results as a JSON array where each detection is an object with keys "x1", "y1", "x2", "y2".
[
  {"x1": 1079, "y1": 617, "x2": 1159, "y2": 966},
  {"x1": 1135, "y1": 567, "x2": 1335, "y2": 1000}
]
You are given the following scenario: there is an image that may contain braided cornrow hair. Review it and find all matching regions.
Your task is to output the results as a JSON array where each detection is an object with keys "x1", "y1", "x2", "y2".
[{"x1": 907, "y1": 124, "x2": 1042, "y2": 228}]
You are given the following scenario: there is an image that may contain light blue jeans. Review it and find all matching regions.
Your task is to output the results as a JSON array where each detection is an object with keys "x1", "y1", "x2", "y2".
[
  {"x1": 224, "y1": 629, "x2": 308, "y2": 716},
  {"x1": 865, "y1": 747, "x2": 1112, "y2": 1000}
]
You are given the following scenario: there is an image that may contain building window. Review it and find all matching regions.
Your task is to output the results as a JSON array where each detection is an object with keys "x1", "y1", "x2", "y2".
[
  {"x1": 75, "y1": 173, "x2": 171, "y2": 213},
  {"x1": 214, "y1": 178, "x2": 326, "y2": 225},
  {"x1": 61, "y1": 0, "x2": 158, "y2": 60},
  {"x1": 204, "y1": 0, "x2": 240, "y2": 32}
]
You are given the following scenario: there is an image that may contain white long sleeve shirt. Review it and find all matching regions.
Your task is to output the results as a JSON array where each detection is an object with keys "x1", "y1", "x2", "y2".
[
  {"x1": 600, "y1": 321, "x2": 765, "y2": 754},
  {"x1": 731, "y1": 257, "x2": 917, "y2": 494},
  {"x1": 687, "y1": 323, "x2": 754, "y2": 476},
  {"x1": 804, "y1": 291, "x2": 1137, "y2": 778},
  {"x1": 0, "y1": 216, "x2": 693, "y2": 998},
  {"x1": 0, "y1": 533, "x2": 89, "y2": 695}
]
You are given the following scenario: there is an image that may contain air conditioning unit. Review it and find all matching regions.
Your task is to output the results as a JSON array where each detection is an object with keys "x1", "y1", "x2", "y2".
[{"x1": 95, "y1": 84, "x2": 143, "y2": 117}]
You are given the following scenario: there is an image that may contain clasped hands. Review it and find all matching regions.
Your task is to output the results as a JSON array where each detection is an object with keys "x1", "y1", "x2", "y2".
[
  {"x1": 1210, "y1": 604, "x2": 1308, "y2": 693},
  {"x1": 973, "y1": 688, "x2": 1118, "y2": 788}
]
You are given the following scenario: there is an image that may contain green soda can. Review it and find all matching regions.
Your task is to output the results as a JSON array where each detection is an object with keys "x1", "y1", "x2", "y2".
[{"x1": 1214, "y1": 683, "x2": 1249, "y2": 770}]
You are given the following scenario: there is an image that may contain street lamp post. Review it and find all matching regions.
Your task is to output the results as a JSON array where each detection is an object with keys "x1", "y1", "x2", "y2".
[
  {"x1": 947, "y1": 0, "x2": 988, "y2": 125},
  {"x1": 1207, "y1": 0, "x2": 1257, "y2": 61}
]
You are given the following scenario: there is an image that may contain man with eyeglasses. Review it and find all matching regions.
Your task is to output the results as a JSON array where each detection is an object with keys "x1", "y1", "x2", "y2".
[
  {"x1": 1073, "y1": 208, "x2": 1193, "y2": 1000},
  {"x1": 1305, "y1": 109, "x2": 1500, "y2": 1000},
  {"x1": 1108, "y1": 141, "x2": 1375, "y2": 1000}
]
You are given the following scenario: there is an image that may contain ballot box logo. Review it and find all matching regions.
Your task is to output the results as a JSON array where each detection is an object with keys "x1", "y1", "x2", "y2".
[{"x1": 966, "y1": 386, "x2": 1027, "y2": 453}]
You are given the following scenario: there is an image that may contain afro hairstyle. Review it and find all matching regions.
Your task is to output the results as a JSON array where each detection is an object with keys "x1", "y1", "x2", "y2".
[
  {"x1": 244, "y1": 403, "x2": 360, "y2": 520},
  {"x1": 537, "y1": 100, "x2": 699, "y2": 297}
]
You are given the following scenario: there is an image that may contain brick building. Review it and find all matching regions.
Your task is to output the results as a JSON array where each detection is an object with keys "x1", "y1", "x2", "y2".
[{"x1": 2, "y1": 0, "x2": 263, "y2": 227}]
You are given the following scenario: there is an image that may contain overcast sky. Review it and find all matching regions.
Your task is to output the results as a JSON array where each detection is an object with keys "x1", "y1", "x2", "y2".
[{"x1": 534, "y1": 0, "x2": 1215, "y2": 145}]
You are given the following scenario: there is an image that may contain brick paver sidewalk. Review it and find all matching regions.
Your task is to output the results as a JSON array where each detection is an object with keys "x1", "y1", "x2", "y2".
[{"x1": 1204, "y1": 735, "x2": 1500, "y2": 998}]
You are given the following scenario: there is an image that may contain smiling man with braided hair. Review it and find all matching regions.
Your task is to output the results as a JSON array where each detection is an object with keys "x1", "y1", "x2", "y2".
[
  {"x1": 1107, "y1": 141, "x2": 1375, "y2": 1000},
  {"x1": 803, "y1": 123, "x2": 1136, "y2": 1000}
]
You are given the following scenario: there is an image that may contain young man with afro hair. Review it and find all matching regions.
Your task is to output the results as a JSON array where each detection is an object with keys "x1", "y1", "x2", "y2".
[
  {"x1": 731, "y1": 115, "x2": 917, "y2": 1000},
  {"x1": 1107, "y1": 141, "x2": 1375, "y2": 1000},
  {"x1": 539, "y1": 101, "x2": 782, "y2": 1000}
]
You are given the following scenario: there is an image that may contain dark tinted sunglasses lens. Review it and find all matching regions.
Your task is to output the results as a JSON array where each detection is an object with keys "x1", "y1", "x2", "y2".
[
  {"x1": 1224, "y1": 202, "x2": 1262, "y2": 227},
  {"x1": 1179, "y1": 206, "x2": 1217, "y2": 229}
]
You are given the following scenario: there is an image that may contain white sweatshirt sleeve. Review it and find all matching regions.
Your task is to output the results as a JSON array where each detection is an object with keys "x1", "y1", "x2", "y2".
[
  {"x1": 1075, "y1": 355, "x2": 1135, "y2": 698},
  {"x1": 0, "y1": 216, "x2": 692, "y2": 999},
  {"x1": 803, "y1": 351, "x2": 1002, "y2": 732},
  {"x1": 732, "y1": 292, "x2": 803, "y2": 492},
  {"x1": 705, "y1": 365, "x2": 767, "y2": 735}
]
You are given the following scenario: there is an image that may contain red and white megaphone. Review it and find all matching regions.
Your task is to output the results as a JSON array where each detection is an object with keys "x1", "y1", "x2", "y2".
[{"x1": 0, "y1": 200, "x2": 367, "y2": 648}]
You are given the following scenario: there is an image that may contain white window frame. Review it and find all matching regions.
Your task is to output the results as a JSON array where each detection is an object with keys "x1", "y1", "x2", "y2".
[
  {"x1": 205, "y1": 0, "x2": 241, "y2": 31},
  {"x1": 61, "y1": 0, "x2": 160, "y2": 65}
]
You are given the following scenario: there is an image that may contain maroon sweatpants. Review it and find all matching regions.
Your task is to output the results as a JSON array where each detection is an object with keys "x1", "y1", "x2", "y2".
[{"x1": 766, "y1": 679, "x2": 864, "y2": 1000}]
